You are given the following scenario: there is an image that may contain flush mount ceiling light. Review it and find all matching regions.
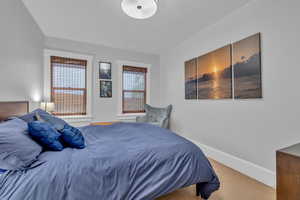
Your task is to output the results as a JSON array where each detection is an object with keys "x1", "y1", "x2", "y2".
[{"x1": 121, "y1": 0, "x2": 159, "y2": 19}]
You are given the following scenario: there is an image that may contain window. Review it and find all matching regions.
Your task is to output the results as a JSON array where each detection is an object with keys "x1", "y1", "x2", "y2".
[
  {"x1": 122, "y1": 66, "x2": 147, "y2": 113},
  {"x1": 51, "y1": 56, "x2": 87, "y2": 116}
]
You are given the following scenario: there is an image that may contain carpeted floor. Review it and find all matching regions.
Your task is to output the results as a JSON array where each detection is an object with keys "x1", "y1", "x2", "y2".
[{"x1": 157, "y1": 159, "x2": 276, "y2": 200}]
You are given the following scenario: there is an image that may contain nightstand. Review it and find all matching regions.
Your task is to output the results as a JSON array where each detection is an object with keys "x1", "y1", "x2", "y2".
[{"x1": 277, "y1": 143, "x2": 300, "y2": 200}]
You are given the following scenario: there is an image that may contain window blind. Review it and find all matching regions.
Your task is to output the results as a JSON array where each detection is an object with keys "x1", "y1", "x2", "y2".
[
  {"x1": 51, "y1": 56, "x2": 87, "y2": 116},
  {"x1": 122, "y1": 66, "x2": 147, "y2": 113}
]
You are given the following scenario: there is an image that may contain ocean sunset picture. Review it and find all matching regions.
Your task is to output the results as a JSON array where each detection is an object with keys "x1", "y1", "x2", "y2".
[
  {"x1": 233, "y1": 33, "x2": 262, "y2": 98},
  {"x1": 185, "y1": 58, "x2": 197, "y2": 99},
  {"x1": 185, "y1": 45, "x2": 232, "y2": 99},
  {"x1": 185, "y1": 33, "x2": 262, "y2": 100},
  {"x1": 197, "y1": 45, "x2": 232, "y2": 99}
]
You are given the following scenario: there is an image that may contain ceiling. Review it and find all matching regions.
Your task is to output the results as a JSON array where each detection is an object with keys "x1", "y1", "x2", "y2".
[{"x1": 22, "y1": 0, "x2": 251, "y2": 54}]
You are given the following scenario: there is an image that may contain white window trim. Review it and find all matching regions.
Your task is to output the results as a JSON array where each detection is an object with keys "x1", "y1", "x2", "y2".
[
  {"x1": 116, "y1": 60, "x2": 151, "y2": 119},
  {"x1": 43, "y1": 49, "x2": 93, "y2": 121}
]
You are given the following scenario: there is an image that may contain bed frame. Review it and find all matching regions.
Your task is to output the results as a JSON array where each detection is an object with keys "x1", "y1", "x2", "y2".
[{"x1": 0, "y1": 101, "x2": 29, "y2": 121}]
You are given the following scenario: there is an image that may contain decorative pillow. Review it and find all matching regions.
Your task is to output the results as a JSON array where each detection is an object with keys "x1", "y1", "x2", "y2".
[
  {"x1": 35, "y1": 112, "x2": 85, "y2": 149},
  {"x1": 60, "y1": 124, "x2": 85, "y2": 149},
  {"x1": 0, "y1": 118, "x2": 42, "y2": 170},
  {"x1": 28, "y1": 121, "x2": 64, "y2": 151},
  {"x1": 19, "y1": 109, "x2": 67, "y2": 131},
  {"x1": 18, "y1": 109, "x2": 41, "y2": 123},
  {"x1": 35, "y1": 111, "x2": 66, "y2": 131}
]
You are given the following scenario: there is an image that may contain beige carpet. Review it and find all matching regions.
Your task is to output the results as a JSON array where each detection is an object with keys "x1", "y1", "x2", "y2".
[{"x1": 157, "y1": 159, "x2": 276, "y2": 200}]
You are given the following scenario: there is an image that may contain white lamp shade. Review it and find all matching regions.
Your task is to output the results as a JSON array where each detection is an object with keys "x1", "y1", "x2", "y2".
[
  {"x1": 121, "y1": 0, "x2": 158, "y2": 19},
  {"x1": 40, "y1": 102, "x2": 55, "y2": 113}
]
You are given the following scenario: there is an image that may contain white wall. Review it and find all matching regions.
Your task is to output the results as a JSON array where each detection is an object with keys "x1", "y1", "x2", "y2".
[
  {"x1": 45, "y1": 37, "x2": 160, "y2": 122},
  {"x1": 160, "y1": 0, "x2": 300, "y2": 176},
  {"x1": 0, "y1": 0, "x2": 44, "y2": 109}
]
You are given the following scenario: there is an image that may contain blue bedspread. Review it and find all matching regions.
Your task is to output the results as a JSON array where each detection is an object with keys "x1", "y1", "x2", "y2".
[{"x1": 0, "y1": 123, "x2": 219, "y2": 200}]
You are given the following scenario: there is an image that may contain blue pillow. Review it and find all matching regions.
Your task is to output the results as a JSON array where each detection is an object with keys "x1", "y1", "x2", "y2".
[
  {"x1": 0, "y1": 169, "x2": 6, "y2": 174},
  {"x1": 28, "y1": 121, "x2": 64, "y2": 151},
  {"x1": 60, "y1": 124, "x2": 85, "y2": 149}
]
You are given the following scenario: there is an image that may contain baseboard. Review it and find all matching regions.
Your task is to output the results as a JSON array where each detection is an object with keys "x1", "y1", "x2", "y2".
[{"x1": 188, "y1": 139, "x2": 276, "y2": 188}]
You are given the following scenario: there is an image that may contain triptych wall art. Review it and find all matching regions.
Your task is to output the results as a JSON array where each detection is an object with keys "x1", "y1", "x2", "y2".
[{"x1": 185, "y1": 33, "x2": 262, "y2": 100}]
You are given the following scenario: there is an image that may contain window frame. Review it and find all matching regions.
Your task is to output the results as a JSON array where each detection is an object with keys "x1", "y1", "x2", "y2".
[
  {"x1": 44, "y1": 49, "x2": 93, "y2": 120},
  {"x1": 50, "y1": 56, "x2": 88, "y2": 116},
  {"x1": 122, "y1": 66, "x2": 148, "y2": 114},
  {"x1": 117, "y1": 60, "x2": 151, "y2": 117}
]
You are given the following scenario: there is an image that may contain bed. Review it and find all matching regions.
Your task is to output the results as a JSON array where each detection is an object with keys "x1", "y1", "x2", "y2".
[{"x1": 0, "y1": 101, "x2": 219, "y2": 200}]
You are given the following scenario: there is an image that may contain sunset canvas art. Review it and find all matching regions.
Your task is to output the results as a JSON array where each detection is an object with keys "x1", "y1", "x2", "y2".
[
  {"x1": 185, "y1": 58, "x2": 197, "y2": 99},
  {"x1": 185, "y1": 33, "x2": 262, "y2": 100},
  {"x1": 233, "y1": 33, "x2": 262, "y2": 99},
  {"x1": 197, "y1": 45, "x2": 232, "y2": 99},
  {"x1": 185, "y1": 45, "x2": 232, "y2": 99}
]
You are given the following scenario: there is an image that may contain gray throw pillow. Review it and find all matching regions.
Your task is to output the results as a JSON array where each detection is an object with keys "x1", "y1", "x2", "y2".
[
  {"x1": 0, "y1": 118, "x2": 42, "y2": 170},
  {"x1": 35, "y1": 111, "x2": 67, "y2": 131},
  {"x1": 19, "y1": 109, "x2": 39, "y2": 123},
  {"x1": 20, "y1": 109, "x2": 67, "y2": 131}
]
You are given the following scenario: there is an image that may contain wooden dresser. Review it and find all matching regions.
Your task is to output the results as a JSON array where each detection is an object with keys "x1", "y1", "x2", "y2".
[{"x1": 277, "y1": 143, "x2": 300, "y2": 200}]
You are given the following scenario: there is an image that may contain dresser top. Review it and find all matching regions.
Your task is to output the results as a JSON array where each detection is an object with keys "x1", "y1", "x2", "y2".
[{"x1": 278, "y1": 143, "x2": 300, "y2": 157}]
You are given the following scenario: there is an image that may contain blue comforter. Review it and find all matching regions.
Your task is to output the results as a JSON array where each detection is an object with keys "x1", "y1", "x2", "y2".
[{"x1": 0, "y1": 123, "x2": 219, "y2": 200}]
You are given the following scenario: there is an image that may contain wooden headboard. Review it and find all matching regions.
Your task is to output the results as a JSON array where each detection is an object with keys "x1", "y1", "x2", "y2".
[{"x1": 0, "y1": 101, "x2": 29, "y2": 121}]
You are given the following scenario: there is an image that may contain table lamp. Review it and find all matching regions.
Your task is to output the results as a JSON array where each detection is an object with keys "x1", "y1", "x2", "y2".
[{"x1": 40, "y1": 102, "x2": 55, "y2": 113}]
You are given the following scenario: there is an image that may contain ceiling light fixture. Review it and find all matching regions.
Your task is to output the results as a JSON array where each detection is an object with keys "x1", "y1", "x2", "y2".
[{"x1": 121, "y1": 0, "x2": 159, "y2": 19}]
